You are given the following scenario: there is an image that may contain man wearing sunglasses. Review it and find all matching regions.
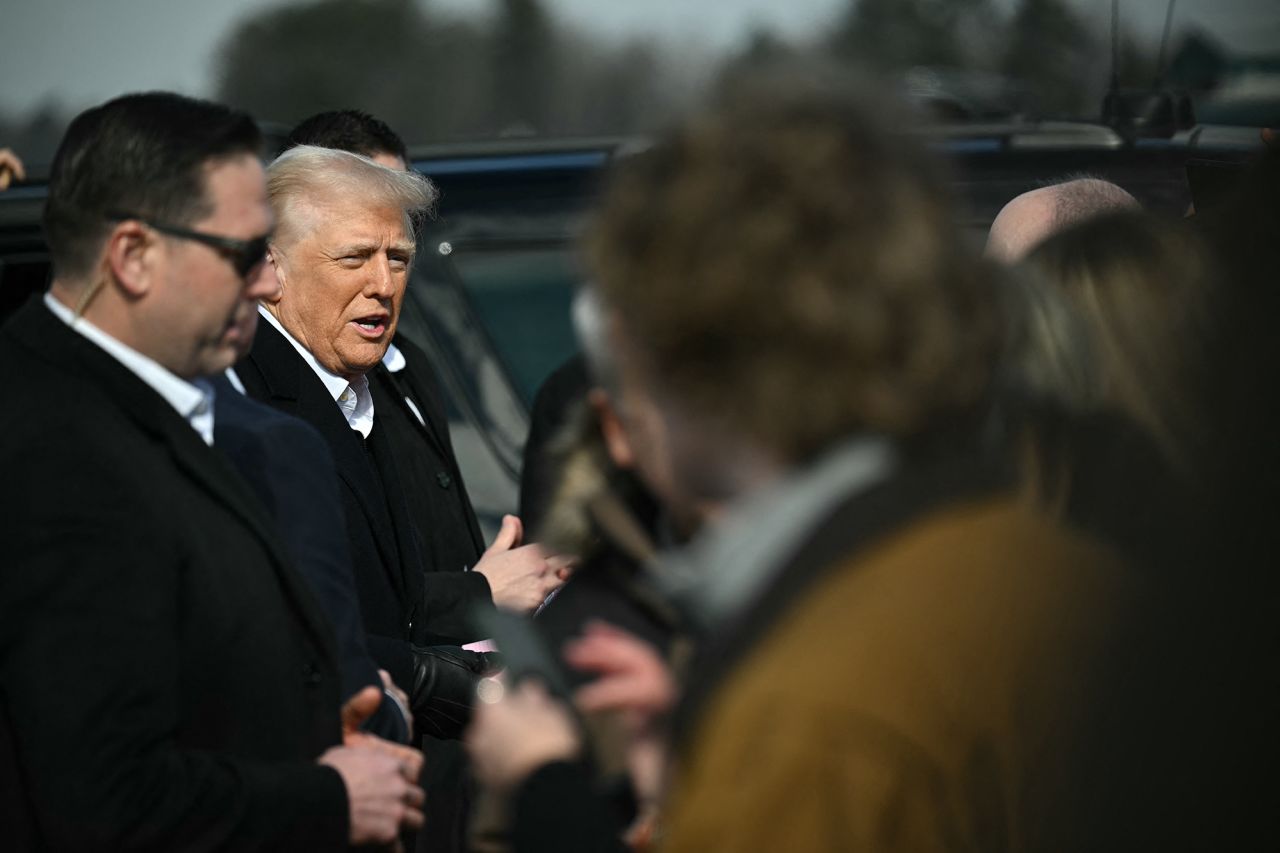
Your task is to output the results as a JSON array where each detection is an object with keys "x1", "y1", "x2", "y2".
[{"x1": 0, "y1": 92, "x2": 423, "y2": 849}]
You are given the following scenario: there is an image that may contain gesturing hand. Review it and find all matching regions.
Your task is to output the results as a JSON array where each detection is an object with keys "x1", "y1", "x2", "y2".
[
  {"x1": 465, "y1": 677, "x2": 581, "y2": 789},
  {"x1": 473, "y1": 515, "x2": 571, "y2": 613}
]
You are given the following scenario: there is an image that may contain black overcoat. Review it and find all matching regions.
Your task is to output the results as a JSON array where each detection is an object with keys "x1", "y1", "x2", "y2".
[{"x1": 0, "y1": 297, "x2": 348, "y2": 851}]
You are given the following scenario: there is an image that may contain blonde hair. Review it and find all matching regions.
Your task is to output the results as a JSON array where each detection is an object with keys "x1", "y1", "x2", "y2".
[
  {"x1": 1023, "y1": 211, "x2": 1211, "y2": 467},
  {"x1": 1001, "y1": 269, "x2": 1104, "y2": 411}
]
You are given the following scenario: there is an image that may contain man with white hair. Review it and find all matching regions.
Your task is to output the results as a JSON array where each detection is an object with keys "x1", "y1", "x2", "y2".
[
  {"x1": 237, "y1": 146, "x2": 563, "y2": 715},
  {"x1": 236, "y1": 146, "x2": 568, "y2": 851},
  {"x1": 280, "y1": 111, "x2": 565, "y2": 638},
  {"x1": 985, "y1": 176, "x2": 1139, "y2": 262}
]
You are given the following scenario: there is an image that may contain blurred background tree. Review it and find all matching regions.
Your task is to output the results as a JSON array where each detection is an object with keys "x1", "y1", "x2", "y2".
[
  {"x1": 213, "y1": 0, "x2": 689, "y2": 144},
  {"x1": 1002, "y1": 0, "x2": 1100, "y2": 114},
  {"x1": 828, "y1": 0, "x2": 1003, "y2": 72},
  {"x1": 0, "y1": 100, "x2": 67, "y2": 166},
  {"x1": 9, "y1": 0, "x2": 1249, "y2": 167},
  {"x1": 210, "y1": 0, "x2": 1154, "y2": 144},
  {"x1": 215, "y1": 0, "x2": 491, "y2": 141},
  {"x1": 490, "y1": 0, "x2": 558, "y2": 134}
]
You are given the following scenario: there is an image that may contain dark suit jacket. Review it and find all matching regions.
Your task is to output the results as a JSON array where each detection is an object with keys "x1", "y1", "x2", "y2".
[
  {"x1": 213, "y1": 374, "x2": 408, "y2": 742},
  {"x1": 0, "y1": 298, "x2": 348, "y2": 851},
  {"x1": 369, "y1": 335, "x2": 487, "y2": 591},
  {"x1": 235, "y1": 321, "x2": 485, "y2": 691}
]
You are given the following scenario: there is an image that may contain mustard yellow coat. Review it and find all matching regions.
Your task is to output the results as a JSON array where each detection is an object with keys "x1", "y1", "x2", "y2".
[{"x1": 662, "y1": 496, "x2": 1160, "y2": 852}]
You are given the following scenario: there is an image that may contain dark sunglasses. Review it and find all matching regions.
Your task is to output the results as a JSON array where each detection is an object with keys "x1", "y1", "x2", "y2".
[{"x1": 106, "y1": 211, "x2": 270, "y2": 278}]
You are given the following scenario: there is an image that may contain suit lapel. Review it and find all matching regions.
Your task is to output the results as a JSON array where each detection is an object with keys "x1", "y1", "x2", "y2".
[
  {"x1": 166, "y1": 412, "x2": 340, "y2": 662},
  {"x1": 10, "y1": 299, "x2": 339, "y2": 660},
  {"x1": 374, "y1": 363, "x2": 451, "y2": 460},
  {"x1": 380, "y1": 364, "x2": 487, "y2": 557},
  {"x1": 240, "y1": 321, "x2": 409, "y2": 601},
  {"x1": 382, "y1": 338, "x2": 486, "y2": 556}
]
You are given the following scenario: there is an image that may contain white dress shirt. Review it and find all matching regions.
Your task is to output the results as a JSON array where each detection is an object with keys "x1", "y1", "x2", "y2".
[
  {"x1": 44, "y1": 293, "x2": 216, "y2": 445},
  {"x1": 258, "y1": 305, "x2": 374, "y2": 438}
]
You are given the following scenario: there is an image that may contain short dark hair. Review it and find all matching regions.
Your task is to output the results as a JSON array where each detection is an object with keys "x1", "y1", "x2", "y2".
[
  {"x1": 284, "y1": 110, "x2": 409, "y2": 165},
  {"x1": 42, "y1": 91, "x2": 262, "y2": 280}
]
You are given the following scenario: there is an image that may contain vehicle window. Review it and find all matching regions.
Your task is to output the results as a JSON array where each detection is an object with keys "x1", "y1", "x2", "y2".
[{"x1": 447, "y1": 245, "x2": 581, "y2": 406}]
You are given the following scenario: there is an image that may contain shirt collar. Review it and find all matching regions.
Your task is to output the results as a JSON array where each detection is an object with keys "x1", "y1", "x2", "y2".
[
  {"x1": 258, "y1": 304, "x2": 375, "y2": 438},
  {"x1": 44, "y1": 292, "x2": 216, "y2": 446},
  {"x1": 382, "y1": 341, "x2": 407, "y2": 373},
  {"x1": 336, "y1": 374, "x2": 374, "y2": 439},
  {"x1": 654, "y1": 435, "x2": 897, "y2": 631},
  {"x1": 223, "y1": 365, "x2": 247, "y2": 395}
]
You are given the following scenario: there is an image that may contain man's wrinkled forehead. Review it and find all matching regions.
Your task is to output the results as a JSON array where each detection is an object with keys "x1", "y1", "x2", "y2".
[
  {"x1": 275, "y1": 185, "x2": 408, "y2": 247},
  {"x1": 330, "y1": 233, "x2": 417, "y2": 255}
]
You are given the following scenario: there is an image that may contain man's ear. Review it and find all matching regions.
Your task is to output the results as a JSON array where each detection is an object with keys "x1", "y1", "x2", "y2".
[
  {"x1": 262, "y1": 248, "x2": 285, "y2": 305},
  {"x1": 103, "y1": 221, "x2": 155, "y2": 298},
  {"x1": 590, "y1": 387, "x2": 635, "y2": 470}
]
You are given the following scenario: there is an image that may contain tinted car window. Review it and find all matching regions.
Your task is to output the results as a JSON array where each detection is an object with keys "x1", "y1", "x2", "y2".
[{"x1": 448, "y1": 244, "x2": 580, "y2": 405}]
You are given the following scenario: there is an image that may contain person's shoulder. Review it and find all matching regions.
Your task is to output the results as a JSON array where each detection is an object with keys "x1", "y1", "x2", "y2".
[
  {"x1": 806, "y1": 494, "x2": 1132, "y2": 635},
  {"x1": 0, "y1": 312, "x2": 80, "y2": 399},
  {"x1": 235, "y1": 321, "x2": 322, "y2": 409},
  {"x1": 250, "y1": 405, "x2": 332, "y2": 465},
  {"x1": 241, "y1": 316, "x2": 303, "y2": 376},
  {"x1": 220, "y1": 381, "x2": 301, "y2": 429},
  {"x1": 1, "y1": 342, "x2": 123, "y2": 451},
  {"x1": 739, "y1": 495, "x2": 1133, "y2": 702},
  {"x1": 0, "y1": 389, "x2": 167, "y2": 533},
  {"x1": 218, "y1": 386, "x2": 333, "y2": 462}
]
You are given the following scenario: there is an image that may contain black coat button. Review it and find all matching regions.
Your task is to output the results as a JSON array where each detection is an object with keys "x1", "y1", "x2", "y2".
[
  {"x1": 301, "y1": 663, "x2": 322, "y2": 686},
  {"x1": 436, "y1": 471, "x2": 452, "y2": 489}
]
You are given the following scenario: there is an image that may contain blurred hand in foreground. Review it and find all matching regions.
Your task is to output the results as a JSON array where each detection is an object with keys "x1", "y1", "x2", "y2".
[
  {"x1": 566, "y1": 620, "x2": 677, "y2": 732},
  {"x1": 566, "y1": 620, "x2": 677, "y2": 806},
  {"x1": 465, "y1": 677, "x2": 580, "y2": 790}
]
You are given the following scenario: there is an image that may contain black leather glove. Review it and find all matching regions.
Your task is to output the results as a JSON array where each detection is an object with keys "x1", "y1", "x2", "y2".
[{"x1": 409, "y1": 645, "x2": 501, "y2": 740}]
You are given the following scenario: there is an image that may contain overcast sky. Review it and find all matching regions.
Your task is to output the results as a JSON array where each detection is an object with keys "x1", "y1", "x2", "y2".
[{"x1": 2, "y1": 0, "x2": 1277, "y2": 116}]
